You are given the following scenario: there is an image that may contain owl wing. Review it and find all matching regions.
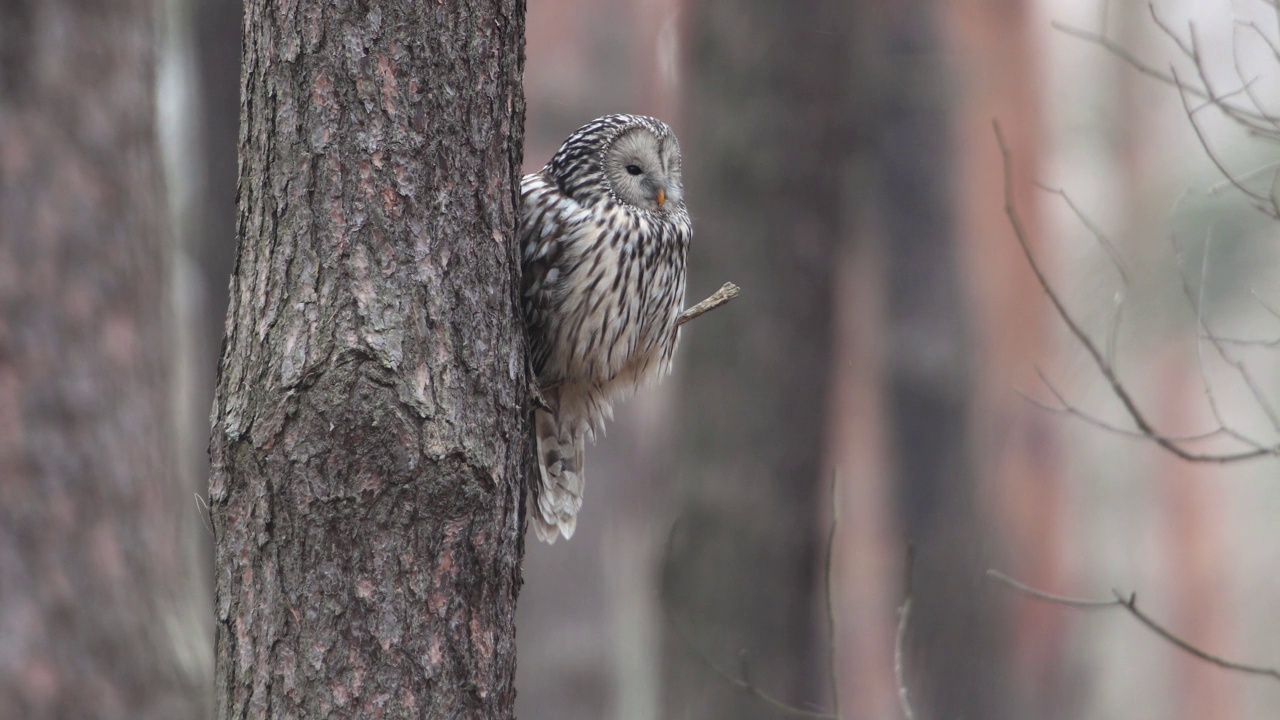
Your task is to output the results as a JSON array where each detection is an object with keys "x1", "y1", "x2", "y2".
[{"x1": 520, "y1": 170, "x2": 590, "y2": 383}]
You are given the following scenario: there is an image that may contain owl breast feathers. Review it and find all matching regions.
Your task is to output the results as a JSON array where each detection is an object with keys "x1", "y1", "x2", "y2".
[{"x1": 521, "y1": 114, "x2": 691, "y2": 543}]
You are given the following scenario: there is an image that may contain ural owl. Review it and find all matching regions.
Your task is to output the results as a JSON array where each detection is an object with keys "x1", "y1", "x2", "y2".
[{"x1": 521, "y1": 114, "x2": 691, "y2": 543}]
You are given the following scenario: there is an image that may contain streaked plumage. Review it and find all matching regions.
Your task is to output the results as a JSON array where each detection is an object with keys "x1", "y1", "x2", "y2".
[{"x1": 521, "y1": 114, "x2": 691, "y2": 543}]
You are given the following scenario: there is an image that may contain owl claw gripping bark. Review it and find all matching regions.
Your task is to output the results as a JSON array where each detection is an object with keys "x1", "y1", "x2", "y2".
[{"x1": 520, "y1": 114, "x2": 691, "y2": 543}]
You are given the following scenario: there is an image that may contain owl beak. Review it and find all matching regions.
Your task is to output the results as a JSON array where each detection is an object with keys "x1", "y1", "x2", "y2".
[{"x1": 656, "y1": 187, "x2": 666, "y2": 208}]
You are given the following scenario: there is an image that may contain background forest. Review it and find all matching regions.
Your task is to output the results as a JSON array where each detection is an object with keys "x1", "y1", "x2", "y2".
[{"x1": 3, "y1": 0, "x2": 1279, "y2": 718}]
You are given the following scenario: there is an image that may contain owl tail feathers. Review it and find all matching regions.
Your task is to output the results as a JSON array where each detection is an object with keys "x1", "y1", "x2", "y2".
[{"x1": 531, "y1": 407, "x2": 586, "y2": 544}]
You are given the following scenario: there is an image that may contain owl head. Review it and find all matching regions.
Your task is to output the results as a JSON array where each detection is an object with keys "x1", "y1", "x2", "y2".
[{"x1": 547, "y1": 114, "x2": 685, "y2": 215}]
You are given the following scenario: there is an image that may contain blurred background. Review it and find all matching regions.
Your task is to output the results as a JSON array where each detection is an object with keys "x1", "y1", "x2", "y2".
[
  {"x1": 4, "y1": 0, "x2": 1280, "y2": 717},
  {"x1": 516, "y1": 0, "x2": 1280, "y2": 718}
]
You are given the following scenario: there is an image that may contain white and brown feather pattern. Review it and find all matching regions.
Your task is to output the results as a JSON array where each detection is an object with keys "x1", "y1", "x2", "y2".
[{"x1": 520, "y1": 114, "x2": 691, "y2": 543}]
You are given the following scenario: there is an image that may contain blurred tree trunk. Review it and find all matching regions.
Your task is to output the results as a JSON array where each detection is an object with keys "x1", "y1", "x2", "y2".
[
  {"x1": 166, "y1": 0, "x2": 241, "y2": 670},
  {"x1": 664, "y1": 2, "x2": 853, "y2": 716},
  {"x1": 944, "y1": 0, "x2": 1057, "y2": 714},
  {"x1": 191, "y1": 0, "x2": 241, "y2": 314},
  {"x1": 0, "y1": 0, "x2": 207, "y2": 718},
  {"x1": 178, "y1": 0, "x2": 241, "y2": 507},
  {"x1": 860, "y1": 2, "x2": 1014, "y2": 717},
  {"x1": 208, "y1": 1, "x2": 527, "y2": 718}
]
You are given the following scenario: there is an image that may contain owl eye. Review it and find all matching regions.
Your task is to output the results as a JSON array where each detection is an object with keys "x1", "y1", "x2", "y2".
[{"x1": 625, "y1": 164, "x2": 643, "y2": 176}]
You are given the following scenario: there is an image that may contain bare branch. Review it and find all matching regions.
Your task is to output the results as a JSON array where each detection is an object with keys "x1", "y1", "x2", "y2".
[
  {"x1": 1254, "y1": 290, "x2": 1280, "y2": 322},
  {"x1": 660, "y1": 518, "x2": 838, "y2": 719},
  {"x1": 986, "y1": 570, "x2": 1123, "y2": 609},
  {"x1": 1171, "y1": 67, "x2": 1280, "y2": 217},
  {"x1": 895, "y1": 545, "x2": 917, "y2": 720},
  {"x1": 895, "y1": 598, "x2": 916, "y2": 720},
  {"x1": 1236, "y1": 17, "x2": 1280, "y2": 69},
  {"x1": 1034, "y1": 181, "x2": 1131, "y2": 286},
  {"x1": 1019, "y1": 369, "x2": 1228, "y2": 445},
  {"x1": 1052, "y1": 12, "x2": 1280, "y2": 139},
  {"x1": 1151, "y1": 3, "x2": 1280, "y2": 138},
  {"x1": 1207, "y1": 160, "x2": 1280, "y2": 196},
  {"x1": 1201, "y1": 331, "x2": 1280, "y2": 349},
  {"x1": 733, "y1": 651, "x2": 839, "y2": 720},
  {"x1": 1171, "y1": 235, "x2": 1280, "y2": 436},
  {"x1": 1051, "y1": 22, "x2": 1205, "y2": 97},
  {"x1": 1229, "y1": 21, "x2": 1280, "y2": 135},
  {"x1": 194, "y1": 493, "x2": 213, "y2": 537},
  {"x1": 677, "y1": 282, "x2": 741, "y2": 327},
  {"x1": 823, "y1": 472, "x2": 841, "y2": 719},
  {"x1": 1111, "y1": 590, "x2": 1280, "y2": 681},
  {"x1": 1183, "y1": 231, "x2": 1237, "y2": 434},
  {"x1": 989, "y1": 569, "x2": 1280, "y2": 683},
  {"x1": 994, "y1": 121, "x2": 1278, "y2": 463}
]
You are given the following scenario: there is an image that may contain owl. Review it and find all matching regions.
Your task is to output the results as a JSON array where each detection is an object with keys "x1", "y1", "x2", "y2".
[{"x1": 521, "y1": 114, "x2": 692, "y2": 543}]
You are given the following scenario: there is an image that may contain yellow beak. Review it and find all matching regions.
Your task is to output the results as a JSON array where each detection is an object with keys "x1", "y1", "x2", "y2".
[{"x1": 656, "y1": 187, "x2": 666, "y2": 208}]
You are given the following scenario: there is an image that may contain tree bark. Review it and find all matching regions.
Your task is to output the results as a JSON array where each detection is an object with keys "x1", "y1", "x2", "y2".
[
  {"x1": 0, "y1": 0, "x2": 207, "y2": 717},
  {"x1": 209, "y1": 1, "x2": 528, "y2": 718},
  {"x1": 663, "y1": 1, "x2": 853, "y2": 716}
]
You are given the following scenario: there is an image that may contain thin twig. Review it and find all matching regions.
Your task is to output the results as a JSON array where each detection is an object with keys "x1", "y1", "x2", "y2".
[
  {"x1": 994, "y1": 121, "x2": 1277, "y2": 463},
  {"x1": 895, "y1": 544, "x2": 917, "y2": 720},
  {"x1": 987, "y1": 570, "x2": 1120, "y2": 609},
  {"x1": 1184, "y1": 230, "x2": 1235, "y2": 434},
  {"x1": 1109, "y1": 589, "x2": 1280, "y2": 681},
  {"x1": 1171, "y1": 235, "x2": 1280, "y2": 436},
  {"x1": 1034, "y1": 182, "x2": 1131, "y2": 285},
  {"x1": 733, "y1": 650, "x2": 839, "y2": 720},
  {"x1": 1151, "y1": 3, "x2": 1280, "y2": 138},
  {"x1": 1031, "y1": 180, "x2": 1130, "y2": 365},
  {"x1": 1237, "y1": 17, "x2": 1280, "y2": 69},
  {"x1": 824, "y1": 471, "x2": 842, "y2": 719},
  {"x1": 1202, "y1": 332, "x2": 1280, "y2": 348},
  {"x1": 1018, "y1": 370, "x2": 1227, "y2": 445},
  {"x1": 1171, "y1": 67, "x2": 1276, "y2": 213},
  {"x1": 1207, "y1": 160, "x2": 1280, "y2": 195},
  {"x1": 660, "y1": 518, "x2": 838, "y2": 719},
  {"x1": 1229, "y1": 21, "x2": 1280, "y2": 135},
  {"x1": 1254, "y1": 290, "x2": 1280, "y2": 322},
  {"x1": 194, "y1": 493, "x2": 214, "y2": 537},
  {"x1": 988, "y1": 569, "x2": 1280, "y2": 683},
  {"x1": 677, "y1": 282, "x2": 741, "y2": 327},
  {"x1": 1052, "y1": 16, "x2": 1277, "y2": 136}
]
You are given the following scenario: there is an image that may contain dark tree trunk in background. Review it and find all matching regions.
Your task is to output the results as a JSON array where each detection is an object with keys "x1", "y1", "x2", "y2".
[
  {"x1": 208, "y1": 1, "x2": 528, "y2": 717},
  {"x1": 192, "y1": 0, "x2": 242, "y2": 308},
  {"x1": 182, "y1": 0, "x2": 242, "y2": 487},
  {"x1": 664, "y1": 1, "x2": 853, "y2": 716},
  {"x1": 856, "y1": 2, "x2": 1013, "y2": 717},
  {"x1": 0, "y1": 0, "x2": 206, "y2": 717}
]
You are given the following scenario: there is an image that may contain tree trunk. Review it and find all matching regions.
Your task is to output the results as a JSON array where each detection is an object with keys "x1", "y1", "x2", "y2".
[
  {"x1": 180, "y1": 0, "x2": 242, "y2": 514},
  {"x1": 860, "y1": 2, "x2": 1014, "y2": 716},
  {"x1": 663, "y1": 1, "x2": 853, "y2": 716},
  {"x1": 0, "y1": 0, "x2": 207, "y2": 717},
  {"x1": 208, "y1": 2, "x2": 528, "y2": 718}
]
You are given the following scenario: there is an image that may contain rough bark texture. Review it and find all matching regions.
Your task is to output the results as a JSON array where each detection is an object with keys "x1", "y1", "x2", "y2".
[
  {"x1": 0, "y1": 0, "x2": 206, "y2": 717},
  {"x1": 208, "y1": 1, "x2": 528, "y2": 718},
  {"x1": 663, "y1": 1, "x2": 853, "y2": 716}
]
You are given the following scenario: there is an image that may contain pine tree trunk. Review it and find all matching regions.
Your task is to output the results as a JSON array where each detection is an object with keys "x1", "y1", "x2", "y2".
[
  {"x1": 663, "y1": 1, "x2": 853, "y2": 716},
  {"x1": 209, "y1": 2, "x2": 528, "y2": 717},
  {"x1": 866, "y1": 3, "x2": 1014, "y2": 716},
  {"x1": 0, "y1": 0, "x2": 207, "y2": 717}
]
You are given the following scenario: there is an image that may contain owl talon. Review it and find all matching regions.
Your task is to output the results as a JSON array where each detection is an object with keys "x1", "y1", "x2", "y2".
[{"x1": 529, "y1": 382, "x2": 553, "y2": 412}]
